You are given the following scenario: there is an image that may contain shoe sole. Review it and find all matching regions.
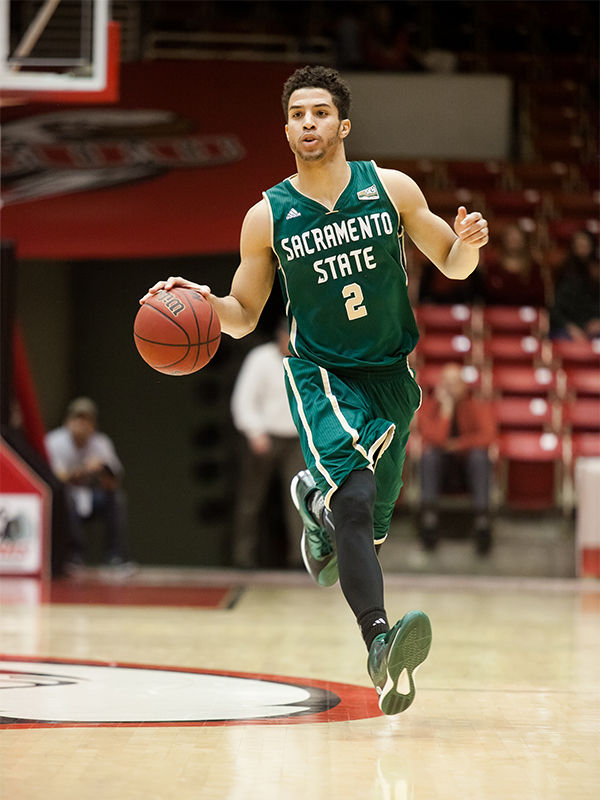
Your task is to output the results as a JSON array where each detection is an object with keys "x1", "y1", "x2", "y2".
[
  {"x1": 379, "y1": 610, "x2": 432, "y2": 715},
  {"x1": 290, "y1": 473, "x2": 312, "y2": 520}
]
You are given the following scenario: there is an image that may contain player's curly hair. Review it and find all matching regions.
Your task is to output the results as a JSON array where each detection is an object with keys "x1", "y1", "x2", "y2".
[{"x1": 281, "y1": 66, "x2": 352, "y2": 121}]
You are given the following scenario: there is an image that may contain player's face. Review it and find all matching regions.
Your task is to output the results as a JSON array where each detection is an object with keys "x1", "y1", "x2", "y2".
[{"x1": 285, "y1": 88, "x2": 350, "y2": 162}]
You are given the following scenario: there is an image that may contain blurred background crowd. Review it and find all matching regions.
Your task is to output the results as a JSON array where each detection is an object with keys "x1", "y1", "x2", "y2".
[{"x1": 1, "y1": 0, "x2": 598, "y2": 578}]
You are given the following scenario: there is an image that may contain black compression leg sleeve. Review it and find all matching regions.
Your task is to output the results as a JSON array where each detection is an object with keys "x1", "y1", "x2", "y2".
[{"x1": 330, "y1": 470, "x2": 389, "y2": 649}]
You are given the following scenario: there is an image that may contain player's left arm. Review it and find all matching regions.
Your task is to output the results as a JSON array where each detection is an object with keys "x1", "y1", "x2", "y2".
[{"x1": 376, "y1": 168, "x2": 488, "y2": 279}]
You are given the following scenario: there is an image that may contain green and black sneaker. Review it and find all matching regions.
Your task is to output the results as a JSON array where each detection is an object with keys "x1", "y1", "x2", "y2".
[
  {"x1": 368, "y1": 610, "x2": 432, "y2": 715},
  {"x1": 290, "y1": 469, "x2": 338, "y2": 587}
]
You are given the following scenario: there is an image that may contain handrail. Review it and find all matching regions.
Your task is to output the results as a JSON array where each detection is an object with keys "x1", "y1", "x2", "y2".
[{"x1": 143, "y1": 30, "x2": 334, "y2": 63}]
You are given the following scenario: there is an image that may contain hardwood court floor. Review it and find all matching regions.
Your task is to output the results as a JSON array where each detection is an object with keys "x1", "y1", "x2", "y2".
[{"x1": 1, "y1": 570, "x2": 598, "y2": 800}]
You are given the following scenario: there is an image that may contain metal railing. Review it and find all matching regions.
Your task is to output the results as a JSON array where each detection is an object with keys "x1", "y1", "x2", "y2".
[{"x1": 143, "y1": 31, "x2": 334, "y2": 64}]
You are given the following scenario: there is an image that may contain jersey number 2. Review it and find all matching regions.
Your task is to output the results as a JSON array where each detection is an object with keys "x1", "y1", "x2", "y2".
[{"x1": 342, "y1": 283, "x2": 367, "y2": 321}]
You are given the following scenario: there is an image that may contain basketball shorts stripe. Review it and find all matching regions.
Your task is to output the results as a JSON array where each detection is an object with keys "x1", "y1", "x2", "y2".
[{"x1": 283, "y1": 357, "x2": 422, "y2": 542}]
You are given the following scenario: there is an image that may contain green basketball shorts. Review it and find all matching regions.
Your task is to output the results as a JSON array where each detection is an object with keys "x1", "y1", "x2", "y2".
[{"x1": 283, "y1": 356, "x2": 422, "y2": 543}]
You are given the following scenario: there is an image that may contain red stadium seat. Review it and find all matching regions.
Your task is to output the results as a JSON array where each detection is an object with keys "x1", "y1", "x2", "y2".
[
  {"x1": 484, "y1": 335, "x2": 544, "y2": 365},
  {"x1": 485, "y1": 189, "x2": 543, "y2": 218},
  {"x1": 580, "y1": 163, "x2": 600, "y2": 192},
  {"x1": 445, "y1": 160, "x2": 506, "y2": 189},
  {"x1": 549, "y1": 190, "x2": 600, "y2": 220},
  {"x1": 483, "y1": 52, "x2": 538, "y2": 79},
  {"x1": 565, "y1": 368, "x2": 600, "y2": 397},
  {"x1": 527, "y1": 79, "x2": 581, "y2": 102},
  {"x1": 414, "y1": 333, "x2": 474, "y2": 364},
  {"x1": 562, "y1": 398, "x2": 600, "y2": 432},
  {"x1": 499, "y1": 431, "x2": 563, "y2": 460},
  {"x1": 377, "y1": 158, "x2": 444, "y2": 188},
  {"x1": 509, "y1": 161, "x2": 571, "y2": 192},
  {"x1": 571, "y1": 432, "x2": 600, "y2": 459},
  {"x1": 494, "y1": 397, "x2": 556, "y2": 431},
  {"x1": 533, "y1": 134, "x2": 587, "y2": 163},
  {"x1": 415, "y1": 303, "x2": 473, "y2": 334},
  {"x1": 425, "y1": 187, "x2": 476, "y2": 219},
  {"x1": 488, "y1": 216, "x2": 541, "y2": 247},
  {"x1": 547, "y1": 217, "x2": 599, "y2": 247},
  {"x1": 552, "y1": 339, "x2": 600, "y2": 369},
  {"x1": 412, "y1": 362, "x2": 482, "y2": 395},
  {"x1": 531, "y1": 104, "x2": 581, "y2": 134},
  {"x1": 483, "y1": 306, "x2": 547, "y2": 337},
  {"x1": 492, "y1": 365, "x2": 559, "y2": 398},
  {"x1": 498, "y1": 431, "x2": 564, "y2": 509}
]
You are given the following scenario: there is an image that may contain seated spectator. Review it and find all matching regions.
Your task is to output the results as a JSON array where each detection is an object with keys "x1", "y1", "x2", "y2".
[
  {"x1": 549, "y1": 230, "x2": 600, "y2": 340},
  {"x1": 45, "y1": 397, "x2": 133, "y2": 574},
  {"x1": 416, "y1": 364, "x2": 497, "y2": 555},
  {"x1": 483, "y1": 224, "x2": 548, "y2": 307}
]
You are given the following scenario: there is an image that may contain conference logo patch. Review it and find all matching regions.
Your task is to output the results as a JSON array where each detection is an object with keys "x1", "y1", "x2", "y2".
[{"x1": 357, "y1": 185, "x2": 379, "y2": 201}]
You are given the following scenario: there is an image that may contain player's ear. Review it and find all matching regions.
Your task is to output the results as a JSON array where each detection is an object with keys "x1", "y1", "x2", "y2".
[
  {"x1": 340, "y1": 119, "x2": 351, "y2": 138},
  {"x1": 285, "y1": 123, "x2": 289, "y2": 141}
]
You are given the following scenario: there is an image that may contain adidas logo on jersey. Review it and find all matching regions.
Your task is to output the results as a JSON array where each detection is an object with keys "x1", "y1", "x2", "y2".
[
  {"x1": 357, "y1": 185, "x2": 379, "y2": 201},
  {"x1": 286, "y1": 207, "x2": 301, "y2": 219}
]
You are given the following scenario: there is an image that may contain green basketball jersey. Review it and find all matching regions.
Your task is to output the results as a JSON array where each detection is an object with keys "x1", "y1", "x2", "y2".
[{"x1": 263, "y1": 160, "x2": 419, "y2": 374}]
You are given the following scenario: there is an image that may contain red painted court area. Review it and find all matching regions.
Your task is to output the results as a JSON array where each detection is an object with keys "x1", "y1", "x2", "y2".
[{"x1": 49, "y1": 579, "x2": 238, "y2": 608}]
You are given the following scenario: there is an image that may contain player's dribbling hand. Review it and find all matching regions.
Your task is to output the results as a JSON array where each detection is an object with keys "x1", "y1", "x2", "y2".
[
  {"x1": 454, "y1": 206, "x2": 489, "y2": 249},
  {"x1": 139, "y1": 276, "x2": 211, "y2": 304}
]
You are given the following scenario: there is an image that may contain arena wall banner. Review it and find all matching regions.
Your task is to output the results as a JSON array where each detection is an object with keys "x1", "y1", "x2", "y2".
[
  {"x1": 1, "y1": 62, "x2": 511, "y2": 261},
  {"x1": 0, "y1": 439, "x2": 51, "y2": 578},
  {"x1": 0, "y1": 61, "x2": 294, "y2": 260}
]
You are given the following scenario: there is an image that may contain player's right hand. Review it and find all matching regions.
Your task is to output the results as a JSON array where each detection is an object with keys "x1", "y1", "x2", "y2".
[{"x1": 139, "y1": 276, "x2": 211, "y2": 304}]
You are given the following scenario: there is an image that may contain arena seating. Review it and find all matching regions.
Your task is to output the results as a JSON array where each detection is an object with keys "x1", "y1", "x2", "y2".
[
  {"x1": 564, "y1": 368, "x2": 600, "y2": 398},
  {"x1": 482, "y1": 307, "x2": 548, "y2": 338},
  {"x1": 414, "y1": 303, "x2": 475, "y2": 335},
  {"x1": 551, "y1": 340, "x2": 600, "y2": 369},
  {"x1": 571, "y1": 432, "x2": 600, "y2": 459},
  {"x1": 412, "y1": 300, "x2": 599, "y2": 511},
  {"x1": 497, "y1": 431, "x2": 565, "y2": 510},
  {"x1": 562, "y1": 399, "x2": 600, "y2": 433},
  {"x1": 483, "y1": 335, "x2": 544, "y2": 367},
  {"x1": 413, "y1": 333, "x2": 475, "y2": 365},
  {"x1": 493, "y1": 397, "x2": 556, "y2": 432}
]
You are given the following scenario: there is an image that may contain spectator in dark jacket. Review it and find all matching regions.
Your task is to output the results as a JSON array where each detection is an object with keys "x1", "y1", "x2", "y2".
[
  {"x1": 483, "y1": 224, "x2": 548, "y2": 307},
  {"x1": 550, "y1": 231, "x2": 600, "y2": 340}
]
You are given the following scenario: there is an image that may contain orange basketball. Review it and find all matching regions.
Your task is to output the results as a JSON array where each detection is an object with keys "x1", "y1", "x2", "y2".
[{"x1": 134, "y1": 288, "x2": 221, "y2": 375}]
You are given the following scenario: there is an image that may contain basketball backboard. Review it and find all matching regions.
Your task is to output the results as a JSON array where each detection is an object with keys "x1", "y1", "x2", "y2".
[{"x1": 0, "y1": 0, "x2": 118, "y2": 103}]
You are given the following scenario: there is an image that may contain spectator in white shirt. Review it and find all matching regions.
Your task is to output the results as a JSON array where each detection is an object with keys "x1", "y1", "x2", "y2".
[
  {"x1": 45, "y1": 397, "x2": 133, "y2": 573},
  {"x1": 230, "y1": 320, "x2": 305, "y2": 568}
]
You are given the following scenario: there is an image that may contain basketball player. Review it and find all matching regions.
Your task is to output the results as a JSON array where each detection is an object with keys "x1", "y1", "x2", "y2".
[{"x1": 141, "y1": 66, "x2": 489, "y2": 715}]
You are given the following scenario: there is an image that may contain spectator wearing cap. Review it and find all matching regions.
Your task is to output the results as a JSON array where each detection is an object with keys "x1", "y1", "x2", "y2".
[{"x1": 45, "y1": 397, "x2": 133, "y2": 574}]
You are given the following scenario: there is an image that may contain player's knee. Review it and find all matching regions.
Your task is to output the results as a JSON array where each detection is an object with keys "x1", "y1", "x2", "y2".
[{"x1": 331, "y1": 470, "x2": 376, "y2": 537}]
